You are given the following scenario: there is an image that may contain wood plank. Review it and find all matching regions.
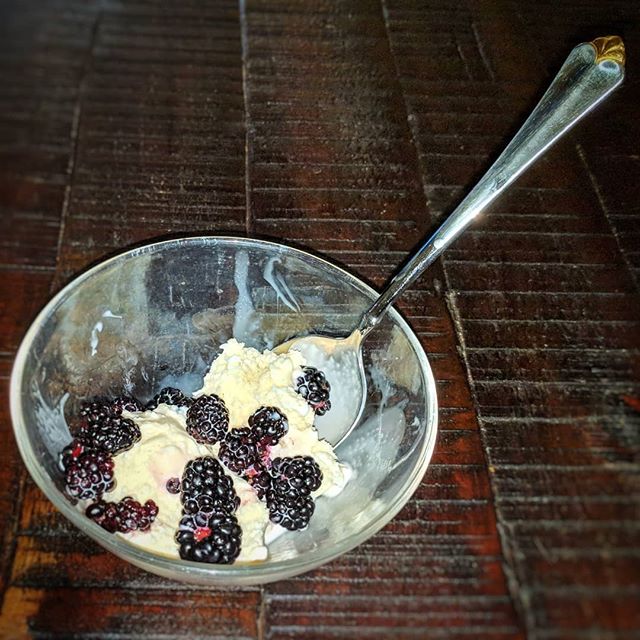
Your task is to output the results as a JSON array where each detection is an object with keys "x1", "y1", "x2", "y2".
[
  {"x1": 0, "y1": 586, "x2": 260, "y2": 639},
  {"x1": 265, "y1": 594, "x2": 520, "y2": 640},
  {"x1": 0, "y1": 0, "x2": 263, "y2": 637},
  {"x1": 384, "y1": 0, "x2": 640, "y2": 637},
  {"x1": 53, "y1": 0, "x2": 248, "y2": 281},
  {"x1": 0, "y1": 371, "x2": 25, "y2": 602},
  {"x1": 243, "y1": 1, "x2": 522, "y2": 636}
]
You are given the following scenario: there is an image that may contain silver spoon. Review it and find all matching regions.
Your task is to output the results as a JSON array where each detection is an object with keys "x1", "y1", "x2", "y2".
[{"x1": 276, "y1": 36, "x2": 626, "y2": 446}]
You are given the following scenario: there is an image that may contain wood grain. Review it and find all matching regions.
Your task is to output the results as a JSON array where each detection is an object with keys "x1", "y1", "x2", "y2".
[
  {"x1": 53, "y1": 0, "x2": 247, "y2": 283},
  {"x1": 383, "y1": 1, "x2": 640, "y2": 637},
  {"x1": 0, "y1": 0, "x2": 91, "y2": 611},
  {"x1": 243, "y1": 0, "x2": 520, "y2": 636},
  {"x1": 0, "y1": 0, "x2": 638, "y2": 637}
]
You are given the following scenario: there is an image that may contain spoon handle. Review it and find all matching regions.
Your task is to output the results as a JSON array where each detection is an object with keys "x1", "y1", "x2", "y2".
[{"x1": 358, "y1": 36, "x2": 625, "y2": 337}]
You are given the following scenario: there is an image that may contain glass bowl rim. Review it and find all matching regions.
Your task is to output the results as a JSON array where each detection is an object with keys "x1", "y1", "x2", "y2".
[{"x1": 10, "y1": 235, "x2": 438, "y2": 584}]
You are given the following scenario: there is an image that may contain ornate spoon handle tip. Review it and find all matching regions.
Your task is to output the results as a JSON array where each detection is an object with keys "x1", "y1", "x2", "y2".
[{"x1": 589, "y1": 35, "x2": 625, "y2": 66}]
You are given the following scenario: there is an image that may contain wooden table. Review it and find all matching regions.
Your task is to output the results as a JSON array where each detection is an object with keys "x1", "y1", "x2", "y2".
[{"x1": 1, "y1": 1, "x2": 639, "y2": 637}]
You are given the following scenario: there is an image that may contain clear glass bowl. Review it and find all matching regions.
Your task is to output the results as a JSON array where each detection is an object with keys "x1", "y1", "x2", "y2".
[{"x1": 10, "y1": 237, "x2": 437, "y2": 585}]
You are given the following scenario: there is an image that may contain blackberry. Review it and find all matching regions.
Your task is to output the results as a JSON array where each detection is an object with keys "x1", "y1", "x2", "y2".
[
  {"x1": 266, "y1": 492, "x2": 315, "y2": 531},
  {"x1": 180, "y1": 456, "x2": 239, "y2": 514},
  {"x1": 175, "y1": 510, "x2": 242, "y2": 564},
  {"x1": 166, "y1": 477, "x2": 181, "y2": 494},
  {"x1": 86, "y1": 497, "x2": 158, "y2": 533},
  {"x1": 270, "y1": 455, "x2": 323, "y2": 498},
  {"x1": 78, "y1": 414, "x2": 141, "y2": 455},
  {"x1": 295, "y1": 367, "x2": 331, "y2": 415},
  {"x1": 79, "y1": 399, "x2": 111, "y2": 426},
  {"x1": 146, "y1": 387, "x2": 193, "y2": 410},
  {"x1": 111, "y1": 396, "x2": 144, "y2": 415},
  {"x1": 248, "y1": 406, "x2": 288, "y2": 446},
  {"x1": 219, "y1": 427, "x2": 260, "y2": 474},
  {"x1": 186, "y1": 394, "x2": 229, "y2": 444},
  {"x1": 64, "y1": 448, "x2": 115, "y2": 500}
]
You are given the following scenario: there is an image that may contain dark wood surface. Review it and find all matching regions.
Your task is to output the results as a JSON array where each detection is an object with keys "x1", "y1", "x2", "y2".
[{"x1": 1, "y1": 1, "x2": 639, "y2": 638}]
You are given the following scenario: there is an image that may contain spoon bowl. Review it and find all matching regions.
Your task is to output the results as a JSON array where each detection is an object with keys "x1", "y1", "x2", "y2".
[{"x1": 275, "y1": 330, "x2": 365, "y2": 445}]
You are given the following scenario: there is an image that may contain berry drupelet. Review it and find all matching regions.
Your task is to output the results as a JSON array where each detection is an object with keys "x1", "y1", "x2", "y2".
[
  {"x1": 63, "y1": 446, "x2": 115, "y2": 501},
  {"x1": 175, "y1": 510, "x2": 242, "y2": 564},
  {"x1": 186, "y1": 394, "x2": 229, "y2": 444},
  {"x1": 166, "y1": 477, "x2": 181, "y2": 494},
  {"x1": 295, "y1": 367, "x2": 331, "y2": 415},
  {"x1": 218, "y1": 427, "x2": 260, "y2": 474},
  {"x1": 180, "y1": 456, "x2": 239, "y2": 515},
  {"x1": 248, "y1": 406, "x2": 288, "y2": 446},
  {"x1": 146, "y1": 387, "x2": 193, "y2": 410},
  {"x1": 86, "y1": 497, "x2": 158, "y2": 533}
]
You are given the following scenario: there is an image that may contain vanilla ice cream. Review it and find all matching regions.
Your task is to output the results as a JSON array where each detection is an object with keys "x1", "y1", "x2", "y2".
[{"x1": 99, "y1": 339, "x2": 350, "y2": 562}]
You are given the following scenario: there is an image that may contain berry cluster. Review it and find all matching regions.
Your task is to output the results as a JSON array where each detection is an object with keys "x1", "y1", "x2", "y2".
[
  {"x1": 175, "y1": 456, "x2": 242, "y2": 564},
  {"x1": 60, "y1": 359, "x2": 333, "y2": 562},
  {"x1": 77, "y1": 415, "x2": 141, "y2": 456},
  {"x1": 87, "y1": 497, "x2": 158, "y2": 533},
  {"x1": 59, "y1": 396, "x2": 144, "y2": 500},
  {"x1": 186, "y1": 394, "x2": 229, "y2": 444},
  {"x1": 265, "y1": 456, "x2": 323, "y2": 530},
  {"x1": 219, "y1": 427, "x2": 260, "y2": 474},
  {"x1": 77, "y1": 397, "x2": 142, "y2": 455},
  {"x1": 249, "y1": 406, "x2": 289, "y2": 445},
  {"x1": 180, "y1": 456, "x2": 240, "y2": 515},
  {"x1": 59, "y1": 395, "x2": 159, "y2": 533},
  {"x1": 295, "y1": 367, "x2": 332, "y2": 416},
  {"x1": 212, "y1": 405, "x2": 323, "y2": 531},
  {"x1": 60, "y1": 387, "x2": 197, "y2": 502},
  {"x1": 59, "y1": 439, "x2": 115, "y2": 501}
]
